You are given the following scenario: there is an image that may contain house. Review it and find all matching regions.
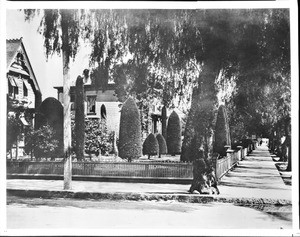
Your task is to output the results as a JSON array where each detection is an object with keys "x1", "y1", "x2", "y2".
[
  {"x1": 6, "y1": 38, "x2": 41, "y2": 158},
  {"x1": 54, "y1": 74, "x2": 167, "y2": 139},
  {"x1": 54, "y1": 76, "x2": 122, "y2": 136}
]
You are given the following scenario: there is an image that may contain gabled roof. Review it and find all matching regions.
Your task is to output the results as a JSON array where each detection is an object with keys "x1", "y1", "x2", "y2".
[
  {"x1": 6, "y1": 38, "x2": 41, "y2": 92},
  {"x1": 6, "y1": 39, "x2": 21, "y2": 68}
]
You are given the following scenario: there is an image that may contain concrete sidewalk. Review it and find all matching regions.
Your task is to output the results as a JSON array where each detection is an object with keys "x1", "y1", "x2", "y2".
[
  {"x1": 218, "y1": 145, "x2": 291, "y2": 201},
  {"x1": 7, "y1": 145, "x2": 291, "y2": 205}
]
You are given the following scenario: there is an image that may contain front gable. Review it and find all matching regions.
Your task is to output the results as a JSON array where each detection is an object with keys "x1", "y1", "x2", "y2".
[{"x1": 7, "y1": 38, "x2": 40, "y2": 93}]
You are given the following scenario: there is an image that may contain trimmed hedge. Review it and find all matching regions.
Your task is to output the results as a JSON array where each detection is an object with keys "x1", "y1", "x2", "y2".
[
  {"x1": 161, "y1": 106, "x2": 167, "y2": 139},
  {"x1": 75, "y1": 76, "x2": 85, "y2": 160},
  {"x1": 213, "y1": 105, "x2": 231, "y2": 157},
  {"x1": 156, "y1": 133, "x2": 167, "y2": 158},
  {"x1": 37, "y1": 97, "x2": 64, "y2": 157},
  {"x1": 118, "y1": 97, "x2": 142, "y2": 162},
  {"x1": 34, "y1": 90, "x2": 43, "y2": 130},
  {"x1": 143, "y1": 133, "x2": 159, "y2": 159},
  {"x1": 166, "y1": 111, "x2": 182, "y2": 156}
]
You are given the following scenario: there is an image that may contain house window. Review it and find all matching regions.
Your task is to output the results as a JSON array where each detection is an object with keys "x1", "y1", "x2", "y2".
[
  {"x1": 8, "y1": 76, "x2": 16, "y2": 96},
  {"x1": 70, "y1": 92, "x2": 75, "y2": 102},
  {"x1": 16, "y1": 53, "x2": 24, "y2": 65},
  {"x1": 87, "y1": 96, "x2": 96, "y2": 114},
  {"x1": 23, "y1": 82, "x2": 28, "y2": 97},
  {"x1": 14, "y1": 86, "x2": 19, "y2": 97},
  {"x1": 101, "y1": 104, "x2": 107, "y2": 119},
  {"x1": 8, "y1": 83, "x2": 13, "y2": 95}
]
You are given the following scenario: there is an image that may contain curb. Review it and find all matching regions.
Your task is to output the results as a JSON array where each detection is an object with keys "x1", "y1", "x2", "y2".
[
  {"x1": 7, "y1": 174, "x2": 192, "y2": 184},
  {"x1": 7, "y1": 189, "x2": 292, "y2": 206}
]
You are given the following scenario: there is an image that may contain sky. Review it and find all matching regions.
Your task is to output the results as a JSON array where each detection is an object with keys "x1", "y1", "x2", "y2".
[{"x1": 6, "y1": 9, "x2": 91, "y2": 100}]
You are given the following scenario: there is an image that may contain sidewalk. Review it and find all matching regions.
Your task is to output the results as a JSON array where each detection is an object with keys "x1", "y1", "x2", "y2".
[
  {"x1": 218, "y1": 145, "x2": 291, "y2": 201},
  {"x1": 7, "y1": 145, "x2": 292, "y2": 205}
]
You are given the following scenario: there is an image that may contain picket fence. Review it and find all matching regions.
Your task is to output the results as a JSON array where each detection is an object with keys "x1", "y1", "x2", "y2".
[{"x1": 7, "y1": 146, "x2": 251, "y2": 181}]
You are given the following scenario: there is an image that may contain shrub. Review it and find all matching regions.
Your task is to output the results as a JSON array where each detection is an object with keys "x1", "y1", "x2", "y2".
[
  {"x1": 84, "y1": 119, "x2": 114, "y2": 158},
  {"x1": 166, "y1": 111, "x2": 182, "y2": 156},
  {"x1": 213, "y1": 105, "x2": 231, "y2": 157},
  {"x1": 6, "y1": 114, "x2": 23, "y2": 153},
  {"x1": 118, "y1": 97, "x2": 142, "y2": 162},
  {"x1": 143, "y1": 133, "x2": 159, "y2": 159},
  {"x1": 156, "y1": 133, "x2": 167, "y2": 158},
  {"x1": 34, "y1": 90, "x2": 43, "y2": 130},
  {"x1": 74, "y1": 76, "x2": 85, "y2": 160},
  {"x1": 25, "y1": 125, "x2": 59, "y2": 160},
  {"x1": 38, "y1": 97, "x2": 64, "y2": 157}
]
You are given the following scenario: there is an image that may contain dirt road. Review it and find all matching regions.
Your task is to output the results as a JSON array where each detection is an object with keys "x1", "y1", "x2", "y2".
[{"x1": 6, "y1": 196, "x2": 292, "y2": 230}]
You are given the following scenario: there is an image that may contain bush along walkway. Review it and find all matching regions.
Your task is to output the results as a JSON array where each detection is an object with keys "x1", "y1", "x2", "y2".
[{"x1": 7, "y1": 145, "x2": 291, "y2": 205}]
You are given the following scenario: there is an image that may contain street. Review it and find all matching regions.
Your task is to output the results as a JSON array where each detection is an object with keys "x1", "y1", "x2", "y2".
[{"x1": 7, "y1": 196, "x2": 292, "y2": 229}]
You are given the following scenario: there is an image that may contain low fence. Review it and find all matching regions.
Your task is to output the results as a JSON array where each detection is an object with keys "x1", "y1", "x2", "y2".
[
  {"x1": 215, "y1": 146, "x2": 248, "y2": 180},
  {"x1": 7, "y1": 146, "x2": 251, "y2": 182},
  {"x1": 7, "y1": 161, "x2": 193, "y2": 179}
]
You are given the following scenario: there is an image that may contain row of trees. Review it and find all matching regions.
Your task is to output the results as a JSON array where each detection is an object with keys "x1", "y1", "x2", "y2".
[
  {"x1": 22, "y1": 9, "x2": 291, "y2": 189},
  {"x1": 118, "y1": 97, "x2": 181, "y2": 161}
]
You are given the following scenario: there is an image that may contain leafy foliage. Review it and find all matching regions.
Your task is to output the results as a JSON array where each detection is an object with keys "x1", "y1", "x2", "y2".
[
  {"x1": 156, "y1": 133, "x2": 167, "y2": 158},
  {"x1": 86, "y1": 10, "x2": 197, "y2": 136},
  {"x1": 161, "y1": 106, "x2": 167, "y2": 139},
  {"x1": 6, "y1": 114, "x2": 23, "y2": 152},
  {"x1": 213, "y1": 105, "x2": 231, "y2": 157},
  {"x1": 118, "y1": 97, "x2": 142, "y2": 161},
  {"x1": 74, "y1": 76, "x2": 85, "y2": 160},
  {"x1": 166, "y1": 111, "x2": 182, "y2": 155},
  {"x1": 24, "y1": 125, "x2": 59, "y2": 160},
  {"x1": 23, "y1": 9, "x2": 291, "y2": 170},
  {"x1": 37, "y1": 97, "x2": 64, "y2": 157},
  {"x1": 142, "y1": 133, "x2": 159, "y2": 158},
  {"x1": 84, "y1": 119, "x2": 114, "y2": 157},
  {"x1": 34, "y1": 90, "x2": 43, "y2": 130},
  {"x1": 6, "y1": 94, "x2": 35, "y2": 157},
  {"x1": 225, "y1": 9, "x2": 290, "y2": 140}
]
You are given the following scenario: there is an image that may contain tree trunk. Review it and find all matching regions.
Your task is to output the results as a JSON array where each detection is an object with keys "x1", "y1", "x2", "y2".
[
  {"x1": 63, "y1": 51, "x2": 72, "y2": 190},
  {"x1": 61, "y1": 10, "x2": 72, "y2": 190},
  {"x1": 181, "y1": 60, "x2": 219, "y2": 162},
  {"x1": 286, "y1": 138, "x2": 291, "y2": 171},
  {"x1": 284, "y1": 118, "x2": 291, "y2": 171}
]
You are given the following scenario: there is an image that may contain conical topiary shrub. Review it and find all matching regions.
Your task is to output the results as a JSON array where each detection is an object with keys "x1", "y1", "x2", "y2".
[
  {"x1": 75, "y1": 76, "x2": 85, "y2": 161},
  {"x1": 166, "y1": 111, "x2": 182, "y2": 156},
  {"x1": 34, "y1": 90, "x2": 43, "y2": 131},
  {"x1": 156, "y1": 133, "x2": 167, "y2": 158},
  {"x1": 143, "y1": 133, "x2": 159, "y2": 159},
  {"x1": 38, "y1": 97, "x2": 64, "y2": 158},
  {"x1": 213, "y1": 105, "x2": 231, "y2": 157},
  {"x1": 118, "y1": 97, "x2": 142, "y2": 162},
  {"x1": 161, "y1": 106, "x2": 167, "y2": 139}
]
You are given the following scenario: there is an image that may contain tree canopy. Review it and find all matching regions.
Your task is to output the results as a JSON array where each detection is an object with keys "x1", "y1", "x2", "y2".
[{"x1": 23, "y1": 9, "x2": 291, "y2": 166}]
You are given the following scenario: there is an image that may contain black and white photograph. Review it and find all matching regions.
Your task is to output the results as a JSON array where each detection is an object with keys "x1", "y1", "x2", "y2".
[{"x1": 1, "y1": 1, "x2": 299, "y2": 236}]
